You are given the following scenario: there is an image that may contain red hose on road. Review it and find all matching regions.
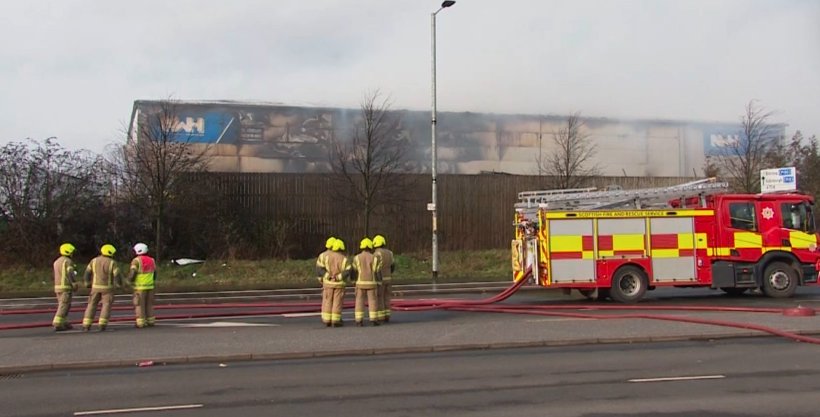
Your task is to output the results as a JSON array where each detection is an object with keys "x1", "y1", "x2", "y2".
[
  {"x1": 448, "y1": 305, "x2": 820, "y2": 345},
  {"x1": 2, "y1": 268, "x2": 819, "y2": 344},
  {"x1": 0, "y1": 301, "x2": 323, "y2": 316},
  {"x1": 0, "y1": 306, "x2": 321, "y2": 331}
]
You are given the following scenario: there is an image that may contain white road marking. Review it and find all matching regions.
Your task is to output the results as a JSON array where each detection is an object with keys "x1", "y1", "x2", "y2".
[
  {"x1": 282, "y1": 312, "x2": 321, "y2": 318},
  {"x1": 74, "y1": 404, "x2": 203, "y2": 415},
  {"x1": 173, "y1": 322, "x2": 279, "y2": 328},
  {"x1": 628, "y1": 375, "x2": 725, "y2": 383}
]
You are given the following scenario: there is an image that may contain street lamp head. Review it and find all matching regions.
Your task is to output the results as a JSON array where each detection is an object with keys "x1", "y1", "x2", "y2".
[{"x1": 442, "y1": 1, "x2": 456, "y2": 7}]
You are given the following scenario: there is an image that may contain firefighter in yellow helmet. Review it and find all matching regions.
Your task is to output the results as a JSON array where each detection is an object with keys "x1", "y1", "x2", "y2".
[
  {"x1": 82, "y1": 244, "x2": 122, "y2": 332},
  {"x1": 320, "y1": 238, "x2": 350, "y2": 327},
  {"x1": 352, "y1": 237, "x2": 382, "y2": 326},
  {"x1": 127, "y1": 243, "x2": 157, "y2": 328},
  {"x1": 316, "y1": 236, "x2": 337, "y2": 284},
  {"x1": 52, "y1": 243, "x2": 79, "y2": 331},
  {"x1": 373, "y1": 234, "x2": 395, "y2": 323}
]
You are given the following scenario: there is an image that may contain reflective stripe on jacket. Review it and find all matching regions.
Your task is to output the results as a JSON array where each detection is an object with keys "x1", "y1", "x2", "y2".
[
  {"x1": 53, "y1": 256, "x2": 76, "y2": 292},
  {"x1": 353, "y1": 251, "x2": 382, "y2": 289},
  {"x1": 315, "y1": 249, "x2": 332, "y2": 278},
  {"x1": 131, "y1": 255, "x2": 156, "y2": 290},
  {"x1": 85, "y1": 256, "x2": 121, "y2": 290},
  {"x1": 374, "y1": 248, "x2": 394, "y2": 281},
  {"x1": 322, "y1": 251, "x2": 350, "y2": 289}
]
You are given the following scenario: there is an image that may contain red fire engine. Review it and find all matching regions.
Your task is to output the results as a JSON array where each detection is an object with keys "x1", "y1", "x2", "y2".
[{"x1": 511, "y1": 178, "x2": 820, "y2": 303}]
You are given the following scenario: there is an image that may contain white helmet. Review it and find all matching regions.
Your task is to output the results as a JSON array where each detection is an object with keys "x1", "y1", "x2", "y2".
[{"x1": 133, "y1": 243, "x2": 149, "y2": 255}]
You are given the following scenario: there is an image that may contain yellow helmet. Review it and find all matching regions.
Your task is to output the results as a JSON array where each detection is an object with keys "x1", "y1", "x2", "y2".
[
  {"x1": 59, "y1": 243, "x2": 76, "y2": 256},
  {"x1": 373, "y1": 235, "x2": 386, "y2": 248},
  {"x1": 325, "y1": 236, "x2": 337, "y2": 249},
  {"x1": 100, "y1": 244, "x2": 116, "y2": 257},
  {"x1": 332, "y1": 239, "x2": 346, "y2": 252},
  {"x1": 360, "y1": 238, "x2": 373, "y2": 250}
]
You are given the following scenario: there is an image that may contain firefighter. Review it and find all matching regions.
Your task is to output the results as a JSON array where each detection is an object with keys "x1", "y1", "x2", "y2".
[
  {"x1": 316, "y1": 237, "x2": 337, "y2": 284},
  {"x1": 82, "y1": 244, "x2": 122, "y2": 332},
  {"x1": 352, "y1": 238, "x2": 382, "y2": 326},
  {"x1": 373, "y1": 234, "x2": 395, "y2": 323},
  {"x1": 52, "y1": 243, "x2": 79, "y2": 331},
  {"x1": 127, "y1": 243, "x2": 157, "y2": 328},
  {"x1": 321, "y1": 239, "x2": 350, "y2": 327}
]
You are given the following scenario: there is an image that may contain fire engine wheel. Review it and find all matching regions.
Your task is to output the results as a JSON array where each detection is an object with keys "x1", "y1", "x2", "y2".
[
  {"x1": 761, "y1": 262, "x2": 798, "y2": 298},
  {"x1": 610, "y1": 266, "x2": 648, "y2": 304}
]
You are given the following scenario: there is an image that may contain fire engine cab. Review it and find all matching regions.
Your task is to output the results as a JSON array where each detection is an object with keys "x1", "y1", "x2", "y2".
[{"x1": 511, "y1": 178, "x2": 820, "y2": 303}]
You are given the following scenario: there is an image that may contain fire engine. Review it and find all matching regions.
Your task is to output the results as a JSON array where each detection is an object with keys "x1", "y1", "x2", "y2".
[{"x1": 511, "y1": 178, "x2": 820, "y2": 303}]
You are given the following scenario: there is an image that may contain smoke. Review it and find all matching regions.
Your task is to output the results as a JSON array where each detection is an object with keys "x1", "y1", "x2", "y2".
[{"x1": 0, "y1": 0, "x2": 817, "y2": 152}]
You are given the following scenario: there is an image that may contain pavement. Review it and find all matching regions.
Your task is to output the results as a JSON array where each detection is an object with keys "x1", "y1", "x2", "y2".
[{"x1": 1, "y1": 287, "x2": 820, "y2": 375}]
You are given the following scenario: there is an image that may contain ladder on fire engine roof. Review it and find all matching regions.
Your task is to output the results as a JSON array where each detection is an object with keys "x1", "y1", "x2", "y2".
[{"x1": 515, "y1": 178, "x2": 730, "y2": 211}]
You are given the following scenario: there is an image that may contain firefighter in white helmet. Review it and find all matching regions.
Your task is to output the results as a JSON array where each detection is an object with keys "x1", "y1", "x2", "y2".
[
  {"x1": 52, "y1": 243, "x2": 79, "y2": 331},
  {"x1": 321, "y1": 239, "x2": 350, "y2": 327},
  {"x1": 373, "y1": 234, "x2": 395, "y2": 323},
  {"x1": 127, "y1": 242, "x2": 157, "y2": 328},
  {"x1": 352, "y1": 237, "x2": 382, "y2": 326},
  {"x1": 82, "y1": 244, "x2": 122, "y2": 332}
]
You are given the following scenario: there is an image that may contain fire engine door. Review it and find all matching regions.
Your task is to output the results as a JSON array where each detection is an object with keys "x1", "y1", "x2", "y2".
[
  {"x1": 549, "y1": 219, "x2": 595, "y2": 283},
  {"x1": 650, "y1": 217, "x2": 697, "y2": 282}
]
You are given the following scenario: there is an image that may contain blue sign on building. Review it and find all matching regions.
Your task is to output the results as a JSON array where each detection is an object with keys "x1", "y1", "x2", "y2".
[{"x1": 170, "y1": 111, "x2": 239, "y2": 144}]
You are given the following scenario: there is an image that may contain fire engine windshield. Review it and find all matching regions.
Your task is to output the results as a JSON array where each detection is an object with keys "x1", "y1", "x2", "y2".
[{"x1": 781, "y1": 202, "x2": 816, "y2": 233}]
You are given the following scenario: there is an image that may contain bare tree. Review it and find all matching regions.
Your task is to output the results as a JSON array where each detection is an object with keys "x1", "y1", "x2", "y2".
[
  {"x1": 715, "y1": 100, "x2": 781, "y2": 193},
  {"x1": 112, "y1": 98, "x2": 211, "y2": 261},
  {"x1": 0, "y1": 138, "x2": 105, "y2": 264},
  {"x1": 792, "y1": 132, "x2": 820, "y2": 199},
  {"x1": 537, "y1": 112, "x2": 600, "y2": 189},
  {"x1": 767, "y1": 130, "x2": 820, "y2": 199},
  {"x1": 329, "y1": 90, "x2": 410, "y2": 236}
]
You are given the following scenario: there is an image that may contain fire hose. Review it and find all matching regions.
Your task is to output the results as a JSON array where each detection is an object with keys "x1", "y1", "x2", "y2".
[{"x1": 1, "y1": 269, "x2": 819, "y2": 344}]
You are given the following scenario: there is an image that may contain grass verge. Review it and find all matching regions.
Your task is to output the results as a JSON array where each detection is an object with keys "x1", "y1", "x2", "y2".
[{"x1": 0, "y1": 249, "x2": 512, "y2": 297}]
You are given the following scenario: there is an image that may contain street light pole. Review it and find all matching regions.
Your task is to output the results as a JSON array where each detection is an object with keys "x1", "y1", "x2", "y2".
[{"x1": 431, "y1": 0, "x2": 455, "y2": 285}]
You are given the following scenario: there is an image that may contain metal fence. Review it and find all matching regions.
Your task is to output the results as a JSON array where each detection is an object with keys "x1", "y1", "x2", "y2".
[{"x1": 199, "y1": 173, "x2": 692, "y2": 256}]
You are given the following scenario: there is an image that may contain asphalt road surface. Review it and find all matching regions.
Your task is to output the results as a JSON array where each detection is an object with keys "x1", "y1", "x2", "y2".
[
  {"x1": 2, "y1": 338, "x2": 818, "y2": 417},
  {"x1": 3, "y1": 284, "x2": 820, "y2": 330}
]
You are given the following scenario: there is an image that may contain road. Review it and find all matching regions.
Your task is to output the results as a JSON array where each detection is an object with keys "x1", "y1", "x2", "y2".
[
  {"x1": 3, "y1": 283, "x2": 820, "y2": 330},
  {"x1": 2, "y1": 338, "x2": 818, "y2": 417}
]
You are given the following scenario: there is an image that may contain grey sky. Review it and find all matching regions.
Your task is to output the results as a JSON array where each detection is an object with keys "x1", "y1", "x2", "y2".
[{"x1": 2, "y1": 0, "x2": 818, "y2": 152}]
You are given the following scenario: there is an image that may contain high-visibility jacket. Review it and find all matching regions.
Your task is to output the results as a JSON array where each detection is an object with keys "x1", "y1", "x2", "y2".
[
  {"x1": 322, "y1": 251, "x2": 350, "y2": 289},
  {"x1": 352, "y1": 251, "x2": 382, "y2": 289},
  {"x1": 374, "y1": 247, "x2": 395, "y2": 282},
  {"x1": 84, "y1": 255, "x2": 121, "y2": 291},
  {"x1": 129, "y1": 255, "x2": 156, "y2": 290},
  {"x1": 53, "y1": 256, "x2": 76, "y2": 292},
  {"x1": 315, "y1": 249, "x2": 333, "y2": 280}
]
